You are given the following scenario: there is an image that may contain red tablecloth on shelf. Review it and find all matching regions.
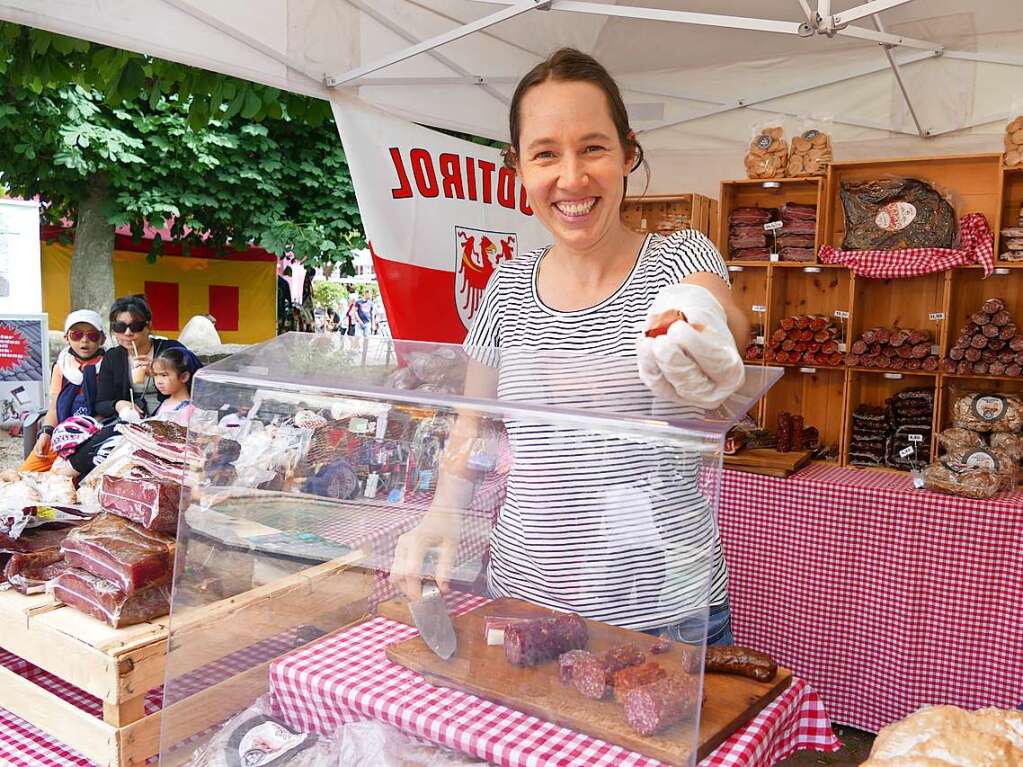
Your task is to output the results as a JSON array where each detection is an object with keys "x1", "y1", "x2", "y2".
[
  {"x1": 719, "y1": 462, "x2": 1023, "y2": 733},
  {"x1": 270, "y1": 593, "x2": 839, "y2": 767}
]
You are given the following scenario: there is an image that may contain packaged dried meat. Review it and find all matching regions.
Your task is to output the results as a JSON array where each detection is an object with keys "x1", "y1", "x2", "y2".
[
  {"x1": 840, "y1": 178, "x2": 956, "y2": 250},
  {"x1": 2, "y1": 548, "x2": 71, "y2": 594},
  {"x1": 951, "y1": 390, "x2": 1023, "y2": 433},
  {"x1": 990, "y1": 432, "x2": 1023, "y2": 461},
  {"x1": 52, "y1": 568, "x2": 170, "y2": 628},
  {"x1": 99, "y1": 474, "x2": 189, "y2": 533},
  {"x1": 923, "y1": 461, "x2": 1001, "y2": 500},
  {"x1": 936, "y1": 427, "x2": 984, "y2": 452},
  {"x1": 60, "y1": 513, "x2": 175, "y2": 594},
  {"x1": 941, "y1": 445, "x2": 1019, "y2": 490}
]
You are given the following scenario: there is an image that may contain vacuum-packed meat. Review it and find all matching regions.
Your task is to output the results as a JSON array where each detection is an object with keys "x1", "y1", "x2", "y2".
[
  {"x1": 98, "y1": 474, "x2": 189, "y2": 533},
  {"x1": 52, "y1": 568, "x2": 170, "y2": 628},
  {"x1": 504, "y1": 613, "x2": 588, "y2": 667},
  {"x1": 624, "y1": 672, "x2": 700, "y2": 736},
  {"x1": 2, "y1": 548, "x2": 72, "y2": 594},
  {"x1": 840, "y1": 178, "x2": 956, "y2": 250},
  {"x1": 60, "y1": 513, "x2": 175, "y2": 594}
]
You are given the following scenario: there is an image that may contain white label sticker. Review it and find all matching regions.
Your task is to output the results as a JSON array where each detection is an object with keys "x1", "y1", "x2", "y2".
[
  {"x1": 929, "y1": 312, "x2": 945, "y2": 321},
  {"x1": 764, "y1": 220, "x2": 784, "y2": 231},
  {"x1": 964, "y1": 448, "x2": 999, "y2": 471},
  {"x1": 728, "y1": 265, "x2": 745, "y2": 273},
  {"x1": 838, "y1": 342, "x2": 848, "y2": 353},
  {"x1": 931, "y1": 344, "x2": 940, "y2": 356},
  {"x1": 769, "y1": 253, "x2": 780, "y2": 262},
  {"x1": 755, "y1": 335, "x2": 765, "y2": 345},
  {"x1": 752, "y1": 305, "x2": 767, "y2": 314},
  {"x1": 833, "y1": 310, "x2": 850, "y2": 319},
  {"x1": 908, "y1": 433, "x2": 924, "y2": 443},
  {"x1": 803, "y1": 266, "x2": 821, "y2": 273},
  {"x1": 640, "y1": 218, "x2": 647, "y2": 230},
  {"x1": 884, "y1": 372, "x2": 903, "y2": 380},
  {"x1": 899, "y1": 445, "x2": 915, "y2": 459},
  {"x1": 875, "y1": 201, "x2": 917, "y2": 232},
  {"x1": 912, "y1": 472, "x2": 926, "y2": 489},
  {"x1": 973, "y1": 394, "x2": 1007, "y2": 422},
  {"x1": 800, "y1": 367, "x2": 816, "y2": 374},
  {"x1": 995, "y1": 267, "x2": 1011, "y2": 276}
]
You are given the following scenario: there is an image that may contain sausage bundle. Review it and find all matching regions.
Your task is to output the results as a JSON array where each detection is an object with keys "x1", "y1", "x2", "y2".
[
  {"x1": 765, "y1": 314, "x2": 844, "y2": 367},
  {"x1": 846, "y1": 327, "x2": 939, "y2": 372},
  {"x1": 940, "y1": 298, "x2": 1023, "y2": 377}
]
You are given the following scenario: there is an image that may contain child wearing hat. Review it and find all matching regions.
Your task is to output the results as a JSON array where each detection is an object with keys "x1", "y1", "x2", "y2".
[{"x1": 19, "y1": 310, "x2": 105, "y2": 473}]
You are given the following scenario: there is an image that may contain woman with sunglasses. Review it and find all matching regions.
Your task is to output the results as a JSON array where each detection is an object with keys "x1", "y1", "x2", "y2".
[
  {"x1": 65, "y1": 295, "x2": 186, "y2": 478},
  {"x1": 18, "y1": 309, "x2": 106, "y2": 473}
]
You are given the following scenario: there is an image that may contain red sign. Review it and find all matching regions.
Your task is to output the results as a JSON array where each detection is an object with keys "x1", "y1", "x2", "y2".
[{"x1": 0, "y1": 326, "x2": 29, "y2": 370}]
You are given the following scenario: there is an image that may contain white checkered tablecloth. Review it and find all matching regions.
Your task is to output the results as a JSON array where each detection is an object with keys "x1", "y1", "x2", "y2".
[
  {"x1": 269, "y1": 594, "x2": 839, "y2": 767},
  {"x1": 719, "y1": 463, "x2": 1023, "y2": 733}
]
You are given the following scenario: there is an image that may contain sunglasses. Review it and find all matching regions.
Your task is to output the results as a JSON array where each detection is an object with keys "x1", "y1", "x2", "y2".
[
  {"x1": 68, "y1": 330, "x2": 102, "y2": 343},
  {"x1": 111, "y1": 320, "x2": 148, "y2": 334}
]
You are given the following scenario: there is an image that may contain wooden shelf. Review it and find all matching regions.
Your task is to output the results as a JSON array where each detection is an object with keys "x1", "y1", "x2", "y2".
[
  {"x1": 622, "y1": 193, "x2": 715, "y2": 241},
  {"x1": 942, "y1": 373, "x2": 1023, "y2": 383},
  {"x1": 848, "y1": 367, "x2": 937, "y2": 377}
]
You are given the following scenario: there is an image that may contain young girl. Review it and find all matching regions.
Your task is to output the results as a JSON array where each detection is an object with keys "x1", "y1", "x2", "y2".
[{"x1": 150, "y1": 347, "x2": 202, "y2": 426}]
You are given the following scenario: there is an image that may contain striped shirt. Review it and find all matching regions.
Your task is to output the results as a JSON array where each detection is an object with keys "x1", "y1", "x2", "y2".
[{"x1": 464, "y1": 230, "x2": 732, "y2": 630}]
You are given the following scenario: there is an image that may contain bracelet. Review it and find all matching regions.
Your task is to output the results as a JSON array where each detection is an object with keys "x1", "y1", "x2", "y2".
[{"x1": 41, "y1": 425, "x2": 54, "y2": 436}]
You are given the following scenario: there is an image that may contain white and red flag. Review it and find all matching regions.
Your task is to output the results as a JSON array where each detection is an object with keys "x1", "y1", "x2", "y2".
[{"x1": 331, "y1": 97, "x2": 549, "y2": 342}]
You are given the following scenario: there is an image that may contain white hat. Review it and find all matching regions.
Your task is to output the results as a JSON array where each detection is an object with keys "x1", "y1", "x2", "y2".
[{"x1": 64, "y1": 310, "x2": 105, "y2": 334}]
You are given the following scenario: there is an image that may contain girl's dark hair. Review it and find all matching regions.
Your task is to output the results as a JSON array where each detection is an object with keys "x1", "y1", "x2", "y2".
[
  {"x1": 153, "y1": 347, "x2": 196, "y2": 393},
  {"x1": 503, "y1": 48, "x2": 648, "y2": 195},
  {"x1": 109, "y1": 294, "x2": 152, "y2": 324}
]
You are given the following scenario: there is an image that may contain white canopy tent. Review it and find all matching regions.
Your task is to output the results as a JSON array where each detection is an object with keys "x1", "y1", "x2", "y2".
[{"x1": 2, "y1": 0, "x2": 1023, "y2": 194}]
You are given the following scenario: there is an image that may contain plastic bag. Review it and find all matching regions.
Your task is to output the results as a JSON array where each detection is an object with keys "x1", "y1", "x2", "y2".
[
  {"x1": 840, "y1": 176, "x2": 957, "y2": 250},
  {"x1": 744, "y1": 119, "x2": 788, "y2": 180},
  {"x1": 950, "y1": 388, "x2": 1023, "y2": 433},
  {"x1": 787, "y1": 116, "x2": 833, "y2": 177},
  {"x1": 338, "y1": 721, "x2": 487, "y2": 766},
  {"x1": 183, "y1": 695, "x2": 342, "y2": 767},
  {"x1": 923, "y1": 460, "x2": 1001, "y2": 500},
  {"x1": 1003, "y1": 97, "x2": 1023, "y2": 168}
]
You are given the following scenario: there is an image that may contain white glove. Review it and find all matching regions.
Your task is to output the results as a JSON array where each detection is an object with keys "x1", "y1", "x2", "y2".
[
  {"x1": 117, "y1": 403, "x2": 142, "y2": 423},
  {"x1": 637, "y1": 284, "x2": 745, "y2": 410}
]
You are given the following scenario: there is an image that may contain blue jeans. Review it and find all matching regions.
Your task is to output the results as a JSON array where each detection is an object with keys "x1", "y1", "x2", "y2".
[{"x1": 645, "y1": 601, "x2": 734, "y2": 647}]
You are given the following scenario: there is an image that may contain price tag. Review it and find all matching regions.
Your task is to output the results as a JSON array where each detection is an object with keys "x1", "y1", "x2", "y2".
[
  {"x1": 838, "y1": 342, "x2": 848, "y2": 353},
  {"x1": 728, "y1": 265, "x2": 744, "y2": 273},
  {"x1": 755, "y1": 335, "x2": 765, "y2": 345},
  {"x1": 833, "y1": 310, "x2": 850, "y2": 319},
  {"x1": 908, "y1": 433, "x2": 924, "y2": 443},
  {"x1": 640, "y1": 218, "x2": 648, "y2": 230},
  {"x1": 995, "y1": 267, "x2": 1011, "y2": 276},
  {"x1": 764, "y1": 221, "x2": 784, "y2": 231},
  {"x1": 884, "y1": 372, "x2": 903, "y2": 380},
  {"x1": 803, "y1": 266, "x2": 821, "y2": 273},
  {"x1": 769, "y1": 253, "x2": 780, "y2": 262},
  {"x1": 800, "y1": 367, "x2": 816, "y2": 374},
  {"x1": 929, "y1": 312, "x2": 945, "y2": 321},
  {"x1": 752, "y1": 305, "x2": 767, "y2": 314},
  {"x1": 931, "y1": 344, "x2": 940, "y2": 356},
  {"x1": 899, "y1": 445, "x2": 915, "y2": 459}
]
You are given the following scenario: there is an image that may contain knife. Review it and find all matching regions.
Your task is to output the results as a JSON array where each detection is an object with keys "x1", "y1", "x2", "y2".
[{"x1": 409, "y1": 581, "x2": 457, "y2": 660}]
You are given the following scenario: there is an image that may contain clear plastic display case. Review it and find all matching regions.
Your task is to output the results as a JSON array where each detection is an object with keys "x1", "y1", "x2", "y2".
[{"x1": 158, "y1": 333, "x2": 780, "y2": 767}]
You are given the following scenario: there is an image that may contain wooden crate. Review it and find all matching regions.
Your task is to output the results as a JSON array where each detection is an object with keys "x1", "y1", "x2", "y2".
[
  {"x1": 718, "y1": 177, "x2": 825, "y2": 263},
  {"x1": 0, "y1": 551, "x2": 371, "y2": 767},
  {"x1": 622, "y1": 193, "x2": 715, "y2": 240}
]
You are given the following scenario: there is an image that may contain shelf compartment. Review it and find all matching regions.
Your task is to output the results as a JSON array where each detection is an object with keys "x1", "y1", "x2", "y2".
[
  {"x1": 718, "y1": 178, "x2": 824, "y2": 262},
  {"x1": 762, "y1": 365, "x2": 846, "y2": 462},
  {"x1": 844, "y1": 369, "x2": 938, "y2": 470}
]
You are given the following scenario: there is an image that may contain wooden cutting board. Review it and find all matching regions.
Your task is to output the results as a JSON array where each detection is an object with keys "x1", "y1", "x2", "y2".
[
  {"x1": 724, "y1": 448, "x2": 812, "y2": 478},
  {"x1": 384, "y1": 598, "x2": 791, "y2": 766}
]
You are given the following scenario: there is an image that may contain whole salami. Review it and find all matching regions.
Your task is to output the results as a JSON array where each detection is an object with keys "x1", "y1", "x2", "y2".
[
  {"x1": 624, "y1": 673, "x2": 700, "y2": 736},
  {"x1": 504, "y1": 614, "x2": 588, "y2": 667}
]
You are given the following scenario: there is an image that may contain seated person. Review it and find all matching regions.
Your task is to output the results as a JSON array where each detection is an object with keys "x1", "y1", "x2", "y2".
[
  {"x1": 149, "y1": 346, "x2": 202, "y2": 426},
  {"x1": 20, "y1": 310, "x2": 105, "y2": 473}
]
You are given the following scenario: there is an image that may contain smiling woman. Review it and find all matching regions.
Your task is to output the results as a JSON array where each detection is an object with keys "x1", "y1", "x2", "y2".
[{"x1": 390, "y1": 48, "x2": 749, "y2": 645}]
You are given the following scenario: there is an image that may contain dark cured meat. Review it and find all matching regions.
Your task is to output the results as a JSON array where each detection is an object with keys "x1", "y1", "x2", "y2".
[
  {"x1": 601, "y1": 644, "x2": 645, "y2": 674},
  {"x1": 504, "y1": 613, "x2": 588, "y2": 667},
  {"x1": 650, "y1": 639, "x2": 672, "y2": 655},
  {"x1": 3, "y1": 549, "x2": 72, "y2": 594},
  {"x1": 558, "y1": 650, "x2": 591, "y2": 685},
  {"x1": 60, "y1": 514, "x2": 175, "y2": 594},
  {"x1": 612, "y1": 662, "x2": 667, "y2": 702},
  {"x1": 99, "y1": 474, "x2": 189, "y2": 534},
  {"x1": 52, "y1": 569, "x2": 170, "y2": 628},
  {"x1": 705, "y1": 645, "x2": 778, "y2": 682},
  {"x1": 729, "y1": 207, "x2": 773, "y2": 224},
  {"x1": 840, "y1": 178, "x2": 955, "y2": 250},
  {"x1": 624, "y1": 672, "x2": 700, "y2": 736}
]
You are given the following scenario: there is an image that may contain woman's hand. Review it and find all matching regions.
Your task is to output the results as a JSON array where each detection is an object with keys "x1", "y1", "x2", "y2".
[
  {"x1": 637, "y1": 284, "x2": 745, "y2": 409},
  {"x1": 33, "y1": 432, "x2": 51, "y2": 457},
  {"x1": 389, "y1": 511, "x2": 461, "y2": 600}
]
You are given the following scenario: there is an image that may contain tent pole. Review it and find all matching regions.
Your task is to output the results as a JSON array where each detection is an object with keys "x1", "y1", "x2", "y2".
[
  {"x1": 872, "y1": 15, "x2": 927, "y2": 136},
  {"x1": 342, "y1": 0, "x2": 511, "y2": 106},
  {"x1": 637, "y1": 49, "x2": 934, "y2": 136},
  {"x1": 829, "y1": 0, "x2": 916, "y2": 28},
  {"x1": 325, "y1": 0, "x2": 545, "y2": 87},
  {"x1": 943, "y1": 50, "x2": 1023, "y2": 69},
  {"x1": 796, "y1": 0, "x2": 814, "y2": 23},
  {"x1": 157, "y1": 0, "x2": 325, "y2": 87}
]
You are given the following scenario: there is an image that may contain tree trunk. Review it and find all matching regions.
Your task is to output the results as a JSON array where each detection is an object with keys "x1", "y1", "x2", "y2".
[{"x1": 69, "y1": 173, "x2": 116, "y2": 322}]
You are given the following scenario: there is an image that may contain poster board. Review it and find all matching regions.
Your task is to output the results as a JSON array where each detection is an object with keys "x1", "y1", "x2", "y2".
[{"x1": 0, "y1": 199, "x2": 42, "y2": 314}]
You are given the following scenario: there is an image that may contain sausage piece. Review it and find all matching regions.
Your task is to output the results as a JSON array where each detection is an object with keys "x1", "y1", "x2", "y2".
[
  {"x1": 571, "y1": 653, "x2": 611, "y2": 700},
  {"x1": 624, "y1": 672, "x2": 700, "y2": 736},
  {"x1": 601, "y1": 643, "x2": 645, "y2": 674},
  {"x1": 613, "y1": 662, "x2": 668, "y2": 702},
  {"x1": 705, "y1": 646, "x2": 778, "y2": 683},
  {"x1": 504, "y1": 614, "x2": 588, "y2": 667},
  {"x1": 558, "y1": 649, "x2": 591, "y2": 685}
]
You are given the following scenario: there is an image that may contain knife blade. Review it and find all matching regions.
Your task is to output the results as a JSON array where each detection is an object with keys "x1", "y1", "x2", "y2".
[{"x1": 409, "y1": 583, "x2": 457, "y2": 660}]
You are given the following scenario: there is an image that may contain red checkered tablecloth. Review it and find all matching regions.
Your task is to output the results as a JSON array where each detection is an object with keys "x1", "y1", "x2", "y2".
[
  {"x1": 269, "y1": 594, "x2": 839, "y2": 767},
  {"x1": 719, "y1": 462, "x2": 1023, "y2": 733}
]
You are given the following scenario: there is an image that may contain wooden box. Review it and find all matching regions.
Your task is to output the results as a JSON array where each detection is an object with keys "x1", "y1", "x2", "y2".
[
  {"x1": 718, "y1": 177, "x2": 825, "y2": 263},
  {"x1": 622, "y1": 193, "x2": 715, "y2": 240},
  {"x1": 844, "y1": 369, "x2": 939, "y2": 468}
]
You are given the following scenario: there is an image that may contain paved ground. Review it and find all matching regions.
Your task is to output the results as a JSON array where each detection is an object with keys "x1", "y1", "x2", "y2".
[
  {"x1": 0, "y1": 431, "x2": 23, "y2": 471},
  {"x1": 776, "y1": 725, "x2": 873, "y2": 766}
]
